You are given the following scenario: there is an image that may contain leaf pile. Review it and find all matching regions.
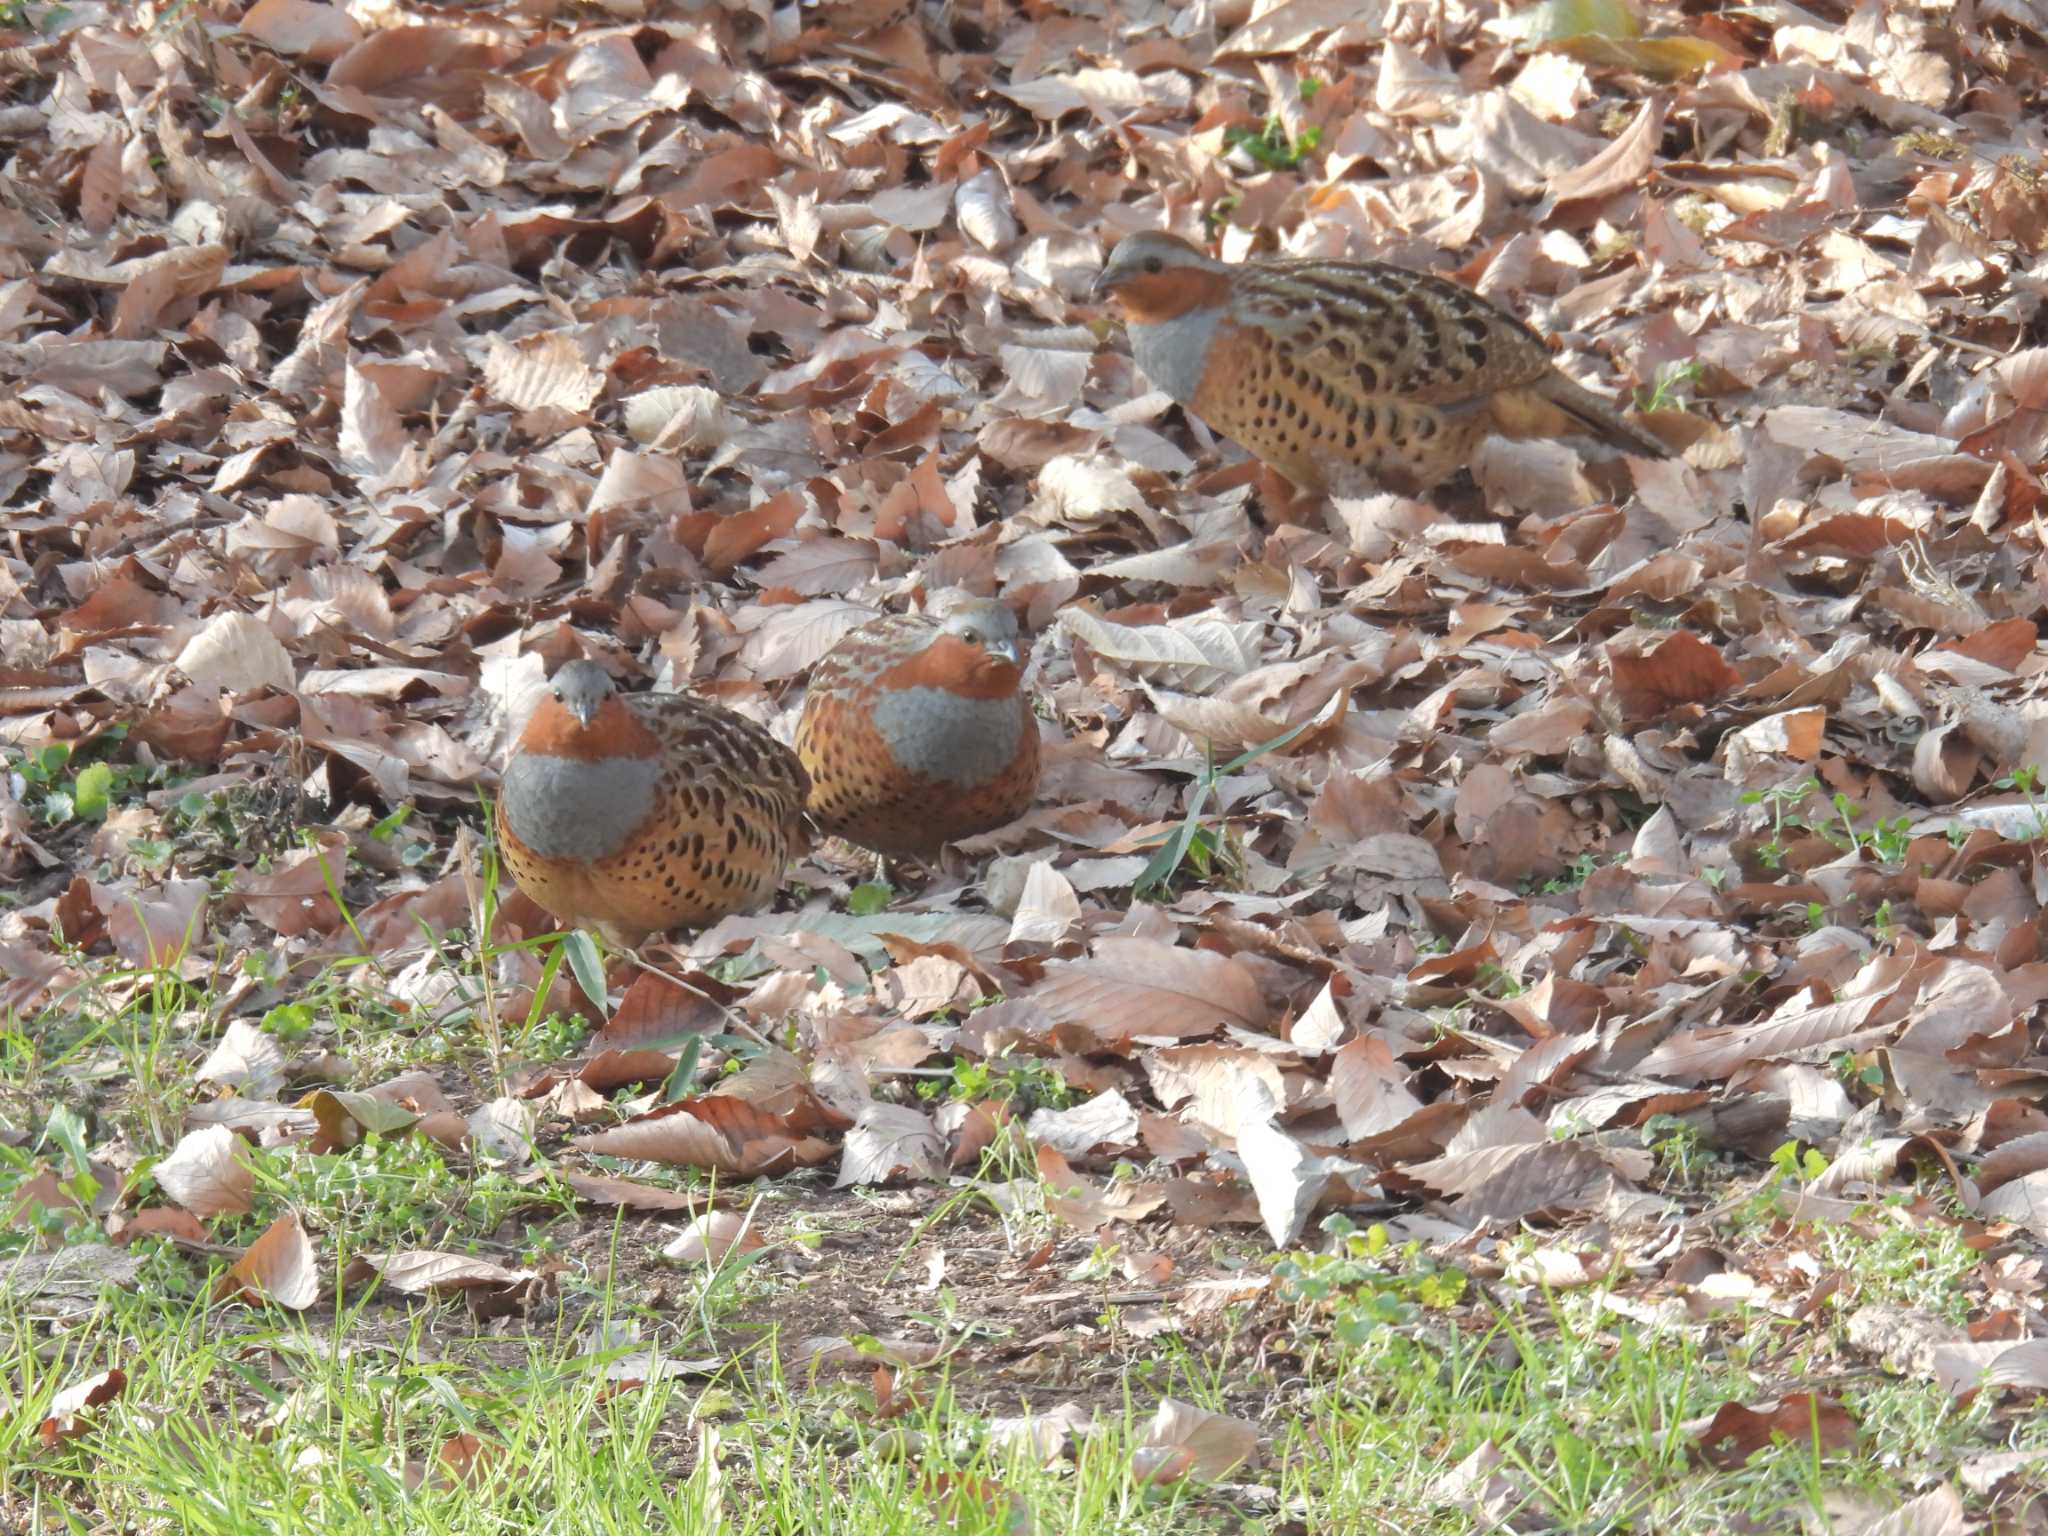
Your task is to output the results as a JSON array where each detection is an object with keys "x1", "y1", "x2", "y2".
[{"x1": 5, "y1": 0, "x2": 2048, "y2": 1460}]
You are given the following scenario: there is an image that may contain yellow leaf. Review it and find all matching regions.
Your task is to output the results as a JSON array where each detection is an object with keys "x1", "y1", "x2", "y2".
[
  {"x1": 1528, "y1": 0, "x2": 1641, "y2": 43},
  {"x1": 1550, "y1": 33, "x2": 1740, "y2": 80}
]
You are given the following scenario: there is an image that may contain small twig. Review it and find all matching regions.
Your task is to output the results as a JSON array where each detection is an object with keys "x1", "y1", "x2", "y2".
[
  {"x1": 620, "y1": 945, "x2": 775, "y2": 1051},
  {"x1": 454, "y1": 823, "x2": 503, "y2": 1084}
]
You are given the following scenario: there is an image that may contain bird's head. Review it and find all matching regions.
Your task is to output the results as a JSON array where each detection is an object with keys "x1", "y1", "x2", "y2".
[
  {"x1": 548, "y1": 659, "x2": 617, "y2": 730},
  {"x1": 880, "y1": 596, "x2": 1027, "y2": 702},
  {"x1": 1092, "y1": 230, "x2": 1231, "y2": 322},
  {"x1": 938, "y1": 597, "x2": 1023, "y2": 668}
]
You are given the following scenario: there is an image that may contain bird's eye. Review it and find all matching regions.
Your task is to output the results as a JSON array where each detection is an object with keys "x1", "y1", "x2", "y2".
[
  {"x1": 963, "y1": 629, "x2": 983, "y2": 644},
  {"x1": 1142, "y1": 256, "x2": 1164, "y2": 274}
]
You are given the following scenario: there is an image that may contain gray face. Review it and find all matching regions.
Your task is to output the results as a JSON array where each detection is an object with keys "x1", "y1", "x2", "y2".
[
  {"x1": 549, "y1": 660, "x2": 615, "y2": 728},
  {"x1": 937, "y1": 599, "x2": 1022, "y2": 666},
  {"x1": 1094, "y1": 231, "x2": 1206, "y2": 297},
  {"x1": 1091, "y1": 234, "x2": 1224, "y2": 407}
]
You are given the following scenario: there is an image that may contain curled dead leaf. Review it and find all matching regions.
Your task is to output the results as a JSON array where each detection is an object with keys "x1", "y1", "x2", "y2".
[
  {"x1": 215, "y1": 1212, "x2": 318, "y2": 1311},
  {"x1": 38, "y1": 1368, "x2": 126, "y2": 1450}
]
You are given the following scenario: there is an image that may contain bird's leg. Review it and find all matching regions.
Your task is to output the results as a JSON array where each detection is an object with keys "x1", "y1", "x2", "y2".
[
  {"x1": 1436, "y1": 470, "x2": 1491, "y2": 521},
  {"x1": 864, "y1": 846, "x2": 922, "y2": 896},
  {"x1": 1256, "y1": 466, "x2": 1323, "y2": 529}
]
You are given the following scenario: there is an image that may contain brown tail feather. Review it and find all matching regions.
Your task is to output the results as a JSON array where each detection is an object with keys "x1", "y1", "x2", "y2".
[{"x1": 1535, "y1": 372, "x2": 1672, "y2": 460}]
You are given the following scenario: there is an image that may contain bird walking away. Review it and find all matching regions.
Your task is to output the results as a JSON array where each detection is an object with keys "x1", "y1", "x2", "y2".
[
  {"x1": 1093, "y1": 230, "x2": 1670, "y2": 503},
  {"x1": 496, "y1": 660, "x2": 811, "y2": 947},
  {"x1": 796, "y1": 597, "x2": 1040, "y2": 861}
]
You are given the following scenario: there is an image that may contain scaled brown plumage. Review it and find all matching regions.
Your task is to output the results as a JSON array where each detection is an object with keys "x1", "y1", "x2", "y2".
[
  {"x1": 1094, "y1": 230, "x2": 1669, "y2": 501},
  {"x1": 496, "y1": 660, "x2": 810, "y2": 946},
  {"x1": 796, "y1": 598, "x2": 1039, "y2": 860}
]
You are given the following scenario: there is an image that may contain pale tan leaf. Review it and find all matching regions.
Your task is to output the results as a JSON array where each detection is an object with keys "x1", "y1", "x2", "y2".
[
  {"x1": 38, "y1": 1369, "x2": 126, "y2": 1449},
  {"x1": 837, "y1": 1103, "x2": 946, "y2": 1186},
  {"x1": 575, "y1": 1099, "x2": 836, "y2": 1177},
  {"x1": 484, "y1": 332, "x2": 603, "y2": 414},
  {"x1": 1402, "y1": 1141, "x2": 1613, "y2": 1224},
  {"x1": 661, "y1": 1211, "x2": 769, "y2": 1264},
  {"x1": 1329, "y1": 1035, "x2": 1424, "y2": 1140},
  {"x1": 954, "y1": 168, "x2": 1016, "y2": 251},
  {"x1": 1058, "y1": 609, "x2": 1263, "y2": 691},
  {"x1": 1236, "y1": 1117, "x2": 1335, "y2": 1248},
  {"x1": 1008, "y1": 859, "x2": 1081, "y2": 944},
  {"x1": 1854, "y1": 1485, "x2": 1966, "y2": 1536},
  {"x1": 1024, "y1": 1090, "x2": 1141, "y2": 1156},
  {"x1": 466, "y1": 1097, "x2": 536, "y2": 1166},
  {"x1": 1036, "y1": 455, "x2": 1147, "y2": 521},
  {"x1": 1135, "y1": 1398, "x2": 1258, "y2": 1484},
  {"x1": 1217, "y1": 0, "x2": 1385, "y2": 56},
  {"x1": 195, "y1": 1021, "x2": 285, "y2": 1100},
  {"x1": 365, "y1": 1251, "x2": 537, "y2": 1294},
  {"x1": 1026, "y1": 938, "x2": 1268, "y2": 1046},
  {"x1": 624, "y1": 385, "x2": 732, "y2": 449},
  {"x1": 995, "y1": 68, "x2": 1188, "y2": 118},
  {"x1": 174, "y1": 611, "x2": 296, "y2": 696},
  {"x1": 338, "y1": 360, "x2": 408, "y2": 481},
  {"x1": 240, "y1": 0, "x2": 363, "y2": 60},
  {"x1": 155, "y1": 1125, "x2": 255, "y2": 1218},
  {"x1": 1144, "y1": 1046, "x2": 1285, "y2": 1138}
]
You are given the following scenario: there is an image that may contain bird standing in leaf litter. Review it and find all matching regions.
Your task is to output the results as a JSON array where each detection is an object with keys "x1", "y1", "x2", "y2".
[
  {"x1": 496, "y1": 660, "x2": 811, "y2": 946},
  {"x1": 1093, "y1": 230, "x2": 1669, "y2": 503},
  {"x1": 796, "y1": 597, "x2": 1040, "y2": 860}
]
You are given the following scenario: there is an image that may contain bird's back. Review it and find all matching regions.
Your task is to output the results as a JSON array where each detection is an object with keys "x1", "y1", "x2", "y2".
[
  {"x1": 1183, "y1": 256, "x2": 1662, "y2": 495},
  {"x1": 628, "y1": 688, "x2": 812, "y2": 875},
  {"x1": 1228, "y1": 258, "x2": 1557, "y2": 405}
]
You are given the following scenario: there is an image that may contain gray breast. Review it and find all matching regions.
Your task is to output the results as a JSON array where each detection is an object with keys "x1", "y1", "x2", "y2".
[
  {"x1": 871, "y1": 688, "x2": 1023, "y2": 787},
  {"x1": 500, "y1": 753, "x2": 660, "y2": 861},
  {"x1": 1127, "y1": 305, "x2": 1224, "y2": 407}
]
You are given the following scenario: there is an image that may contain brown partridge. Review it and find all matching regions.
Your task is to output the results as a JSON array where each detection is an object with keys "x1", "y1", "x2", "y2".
[
  {"x1": 795, "y1": 598, "x2": 1039, "y2": 859},
  {"x1": 496, "y1": 660, "x2": 810, "y2": 946},
  {"x1": 1094, "y1": 230, "x2": 1669, "y2": 501}
]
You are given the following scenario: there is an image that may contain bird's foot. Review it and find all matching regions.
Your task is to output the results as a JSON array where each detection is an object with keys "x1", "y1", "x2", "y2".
[{"x1": 1256, "y1": 467, "x2": 1325, "y2": 528}]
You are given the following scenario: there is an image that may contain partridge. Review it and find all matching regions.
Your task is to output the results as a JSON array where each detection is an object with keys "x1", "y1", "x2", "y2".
[
  {"x1": 496, "y1": 660, "x2": 810, "y2": 946},
  {"x1": 796, "y1": 598, "x2": 1039, "y2": 859},
  {"x1": 1094, "y1": 230, "x2": 1669, "y2": 501}
]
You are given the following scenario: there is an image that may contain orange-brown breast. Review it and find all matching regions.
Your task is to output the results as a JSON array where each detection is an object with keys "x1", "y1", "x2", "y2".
[
  {"x1": 513, "y1": 695, "x2": 664, "y2": 762},
  {"x1": 1171, "y1": 261, "x2": 1555, "y2": 497},
  {"x1": 1111, "y1": 265, "x2": 1234, "y2": 326},
  {"x1": 874, "y1": 635, "x2": 1021, "y2": 701}
]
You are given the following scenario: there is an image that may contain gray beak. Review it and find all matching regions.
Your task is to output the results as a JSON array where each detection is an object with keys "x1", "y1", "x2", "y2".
[
  {"x1": 1091, "y1": 263, "x2": 1117, "y2": 301},
  {"x1": 569, "y1": 697, "x2": 600, "y2": 729}
]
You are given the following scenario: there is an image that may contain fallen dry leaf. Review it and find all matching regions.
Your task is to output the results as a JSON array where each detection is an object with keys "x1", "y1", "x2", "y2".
[
  {"x1": 215, "y1": 1212, "x2": 318, "y2": 1311},
  {"x1": 661, "y1": 1210, "x2": 768, "y2": 1264},
  {"x1": 37, "y1": 1368, "x2": 126, "y2": 1450},
  {"x1": 1690, "y1": 1393, "x2": 1857, "y2": 1469},
  {"x1": 1133, "y1": 1397, "x2": 1260, "y2": 1485},
  {"x1": 153, "y1": 1126, "x2": 256, "y2": 1220}
]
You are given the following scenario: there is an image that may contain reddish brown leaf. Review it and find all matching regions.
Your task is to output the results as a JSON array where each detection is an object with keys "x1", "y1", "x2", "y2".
[
  {"x1": 1691, "y1": 1393, "x2": 1856, "y2": 1469},
  {"x1": 1607, "y1": 631, "x2": 1742, "y2": 720}
]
